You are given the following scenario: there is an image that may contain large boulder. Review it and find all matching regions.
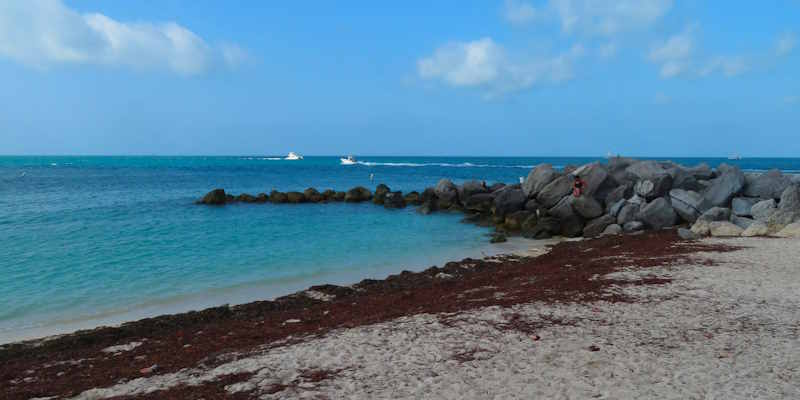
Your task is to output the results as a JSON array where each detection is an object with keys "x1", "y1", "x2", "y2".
[
  {"x1": 751, "y1": 199, "x2": 777, "y2": 221},
  {"x1": 730, "y1": 215, "x2": 755, "y2": 230},
  {"x1": 670, "y1": 168, "x2": 704, "y2": 191},
  {"x1": 634, "y1": 175, "x2": 673, "y2": 200},
  {"x1": 637, "y1": 197, "x2": 677, "y2": 229},
  {"x1": 616, "y1": 202, "x2": 640, "y2": 225},
  {"x1": 560, "y1": 215, "x2": 585, "y2": 238},
  {"x1": 698, "y1": 207, "x2": 731, "y2": 222},
  {"x1": 286, "y1": 191, "x2": 306, "y2": 203},
  {"x1": 779, "y1": 185, "x2": 800, "y2": 211},
  {"x1": 493, "y1": 189, "x2": 527, "y2": 218},
  {"x1": 464, "y1": 193, "x2": 495, "y2": 213},
  {"x1": 669, "y1": 189, "x2": 709, "y2": 223},
  {"x1": 504, "y1": 211, "x2": 531, "y2": 231},
  {"x1": 743, "y1": 170, "x2": 792, "y2": 199},
  {"x1": 604, "y1": 183, "x2": 633, "y2": 212},
  {"x1": 572, "y1": 163, "x2": 609, "y2": 196},
  {"x1": 522, "y1": 164, "x2": 559, "y2": 197},
  {"x1": 602, "y1": 224, "x2": 623, "y2": 236},
  {"x1": 731, "y1": 197, "x2": 760, "y2": 217},
  {"x1": 421, "y1": 188, "x2": 438, "y2": 204},
  {"x1": 686, "y1": 163, "x2": 714, "y2": 180},
  {"x1": 765, "y1": 185, "x2": 800, "y2": 232},
  {"x1": 269, "y1": 190, "x2": 288, "y2": 204},
  {"x1": 547, "y1": 196, "x2": 575, "y2": 220},
  {"x1": 322, "y1": 189, "x2": 337, "y2": 201},
  {"x1": 572, "y1": 195, "x2": 604, "y2": 219},
  {"x1": 435, "y1": 179, "x2": 459, "y2": 208},
  {"x1": 623, "y1": 221, "x2": 645, "y2": 233},
  {"x1": 404, "y1": 191, "x2": 422, "y2": 205},
  {"x1": 703, "y1": 168, "x2": 746, "y2": 207},
  {"x1": 678, "y1": 228, "x2": 700, "y2": 240},
  {"x1": 460, "y1": 180, "x2": 488, "y2": 199},
  {"x1": 236, "y1": 193, "x2": 257, "y2": 203},
  {"x1": 626, "y1": 160, "x2": 668, "y2": 180},
  {"x1": 709, "y1": 221, "x2": 744, "y2": 237},
  {"x1": 199, "y1": 189, "x2": 227, "y2": 205},
  {"x1": 690, "y1": 220, "x2": 711, "y2": 236},
  {"x1": 345, "y1": 186, "x2": 372, "y2": 202},
  {"x1": 741, "y1": 221, "x2": 769, "y2": 237},
  {"x1": 583, "y1": 214, "x2": 616, "y2": 238},
  {"x1": 304, "y1": 188, "x2": 324, "y2": 203},
  {"x1": 524, "y1": 217, "x2": 560, "y2": 239},
  {"x1": 372, "y1": 184, "x2": 391, "y2": 205},
  {"x1": 536, "y1": 175, "x2": 574, "y2": 208},
  {"x1": 609, "y1": 199, "x2": 627, "y2": 218},
  {"x1": 383, "y1": 191, "x2": 406, "y2": 209}
]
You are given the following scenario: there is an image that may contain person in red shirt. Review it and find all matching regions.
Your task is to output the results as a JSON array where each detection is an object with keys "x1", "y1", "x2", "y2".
[{"x1": 572, "y1": 175, "x2": 586, "y2": 197}]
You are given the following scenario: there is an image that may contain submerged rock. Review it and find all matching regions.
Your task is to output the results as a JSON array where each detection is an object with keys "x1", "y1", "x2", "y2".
[
  {"x1": 404, "y1": 191, "x2": 422, "y2": 205},
  {"x1": 345, "y1": 187, "x2": 372, "y2": 202},
  {"x1": 304, "y1": 188, "x2": 324, "y2": 203},
  {"x1": 269, "y1": 190, "x2": 288, "y2": 204},
  {"x1": 286, "y1": 191, "x2": 306, "y2": 203}
]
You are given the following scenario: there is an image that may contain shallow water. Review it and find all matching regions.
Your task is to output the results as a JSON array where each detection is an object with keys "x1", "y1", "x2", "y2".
[{"x1": 1, "y1": 155, "x2": 798, "y2": 343}]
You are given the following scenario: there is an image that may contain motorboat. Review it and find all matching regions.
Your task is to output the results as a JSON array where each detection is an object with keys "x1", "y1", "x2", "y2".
[
  {"x1": 340, "y1": 155, "x2": 357, "y2": 165},
  {"x1": 728, "y1": 154, "x2": 742, "y2": 160},
  {"x1": 285, "y1": 152, "x2": 303, "y2": 160}
]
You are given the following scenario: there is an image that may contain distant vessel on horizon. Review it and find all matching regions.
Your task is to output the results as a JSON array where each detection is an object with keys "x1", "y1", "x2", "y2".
[
  {"x1": 340, "y1": 155, "x2": 357, "y2": 165},
  {"x1": 285, "y1": 152, "x2": 303, "y2": 160},
  {"x1": 728, "y1": 154, "x2": 742, "y2": 160}
]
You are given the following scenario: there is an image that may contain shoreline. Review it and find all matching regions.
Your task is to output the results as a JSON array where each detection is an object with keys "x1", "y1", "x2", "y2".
[
  {"x1": 0, "y1": 236, "x2": 557, "y2": 345},
  {"x1": 1, "y1": 229, "x2": 741, "y2": 399}
]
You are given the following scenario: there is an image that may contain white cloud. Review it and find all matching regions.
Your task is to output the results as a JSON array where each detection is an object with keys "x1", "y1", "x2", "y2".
[
  {"x1": 776, "y1": 32, "x2": 797, "y2": 56},
  {"x1": 648, "y1": 26, "x2": 694, "y2": 78},
  {"x1": 503, "y1": 0, "x2": 539, "y2": 26},
  {"x1": 598, "y1": 42, "x2": 617, "y2": 58},
  {"x1": 699, "y1": 56, "x2": 748, "y2": 77},
  {"x1": 550, "y1": 0, "x2": 673, "y2": 36},
  {"x1": 417, "y1": 38, "x2": 584, "y2": 95},
  {"x1": 0, "y1": 0, "x2": 243, "y2": 75}
]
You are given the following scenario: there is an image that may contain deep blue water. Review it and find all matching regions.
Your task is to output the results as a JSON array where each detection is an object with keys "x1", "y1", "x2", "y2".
[{"x1": 1, "y1": 155, "x2": 798, "y2": 343}]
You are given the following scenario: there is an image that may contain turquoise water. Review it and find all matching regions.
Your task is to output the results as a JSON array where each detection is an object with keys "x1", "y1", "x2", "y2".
[{"x1": 1, "y1": 156, "x2": 798, "y2": 342}]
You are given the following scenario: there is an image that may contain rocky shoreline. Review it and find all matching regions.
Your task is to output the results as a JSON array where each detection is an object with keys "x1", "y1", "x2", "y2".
[{"x1": 199, "y1": 157, "x2": 800, "y2": 240}]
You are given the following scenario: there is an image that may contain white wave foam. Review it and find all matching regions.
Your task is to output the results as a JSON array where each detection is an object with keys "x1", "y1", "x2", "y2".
[{"x1": 354, "y1": 161, "x2": 534, "y2": 169}]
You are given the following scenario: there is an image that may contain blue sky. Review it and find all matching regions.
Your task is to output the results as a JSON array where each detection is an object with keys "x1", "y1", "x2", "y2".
[{"x1": 0, "y1": 0, "x2": 798, "y2": 157}]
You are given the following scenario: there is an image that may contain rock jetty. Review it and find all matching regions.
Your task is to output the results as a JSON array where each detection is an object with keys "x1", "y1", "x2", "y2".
[{"x1": 198, "y1": 158, "x2": 800, "y2": 239}]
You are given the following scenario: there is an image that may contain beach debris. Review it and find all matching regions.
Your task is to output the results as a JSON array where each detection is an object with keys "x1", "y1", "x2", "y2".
[
  {"x1": 531, "y1": 335, "x2": 541, "y2": 341},
  {"x1": 284, "y1": 319, "x2": 302, "y2": 324},
  {"x1": 101, "y1": 341, "x2": 143, "y2": 354},
  {"x1": 588, "y1": 345, "x2": 601, "y2": 352},
  {"x1": 139, "y1": 364, "x2": 158, "y2": 374}
]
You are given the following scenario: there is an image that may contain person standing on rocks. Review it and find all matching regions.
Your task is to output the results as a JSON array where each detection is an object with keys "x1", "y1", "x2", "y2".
[{"x1": 572, "y1": 175, "x2": 586, "y2": 197}]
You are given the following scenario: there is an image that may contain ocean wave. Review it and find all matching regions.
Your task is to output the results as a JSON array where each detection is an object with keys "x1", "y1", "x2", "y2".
[
  {"x1": 243, "y1": 157, "x2": 283, "y2": 161},
  {"x1": 355, "y1": 161, "x2": 535, "y2": 169}
]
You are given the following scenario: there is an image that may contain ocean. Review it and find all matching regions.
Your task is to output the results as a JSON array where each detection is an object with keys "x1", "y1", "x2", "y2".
[{"x1": 1, "y1": 155, "x2": 798, "y2": 343}]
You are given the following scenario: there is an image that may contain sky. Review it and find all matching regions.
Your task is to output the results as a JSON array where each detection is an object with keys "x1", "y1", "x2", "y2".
[{"x1": 0, "y1": 0, "x2": 798, "y2": 157}]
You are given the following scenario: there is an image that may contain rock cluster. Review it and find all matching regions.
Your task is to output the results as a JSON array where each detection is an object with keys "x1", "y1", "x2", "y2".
[{"x1": 198, "y1": 159, "x2": 800, "y2": 240}]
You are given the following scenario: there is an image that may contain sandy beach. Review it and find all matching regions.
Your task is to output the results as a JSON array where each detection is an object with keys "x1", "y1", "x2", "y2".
[{"x1": 3, "y1": 230, "x2": 797, "y2": 399}]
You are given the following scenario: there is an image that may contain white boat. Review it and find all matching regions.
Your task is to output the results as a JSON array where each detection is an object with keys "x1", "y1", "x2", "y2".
[
  {"x1": 728, "y1": 154, "x2": 742, "y2": 160},
  {"x1": 340, "y1": 155, "x2": 357, "y2": 165},
  {"x1": 285, "y1": 152, "x2": 303, "y2": 160}
]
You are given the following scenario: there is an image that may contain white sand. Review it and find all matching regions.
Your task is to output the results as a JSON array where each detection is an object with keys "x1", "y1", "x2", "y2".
[{"x1": 71, "y1": 237, "x2": 800, "y2": 399}]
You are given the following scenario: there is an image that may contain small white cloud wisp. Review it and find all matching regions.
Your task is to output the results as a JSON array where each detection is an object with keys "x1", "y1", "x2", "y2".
[
  {"x1": 776, "y1": 32, "x2": 797, "y2": 56},
  {"x1": 0, "y1": 0, "x2": 245, "y2": 75}
]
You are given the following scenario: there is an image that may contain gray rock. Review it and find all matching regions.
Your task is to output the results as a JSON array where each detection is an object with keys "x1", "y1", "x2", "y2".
[
  {"x1": 460, "y1": 180, "x2": 488, "y2": 199},
  {"x1": 779, "y1": 185, "x2": 800, "y2": 211},
  {"x1": 536, "y1": 175, "x2": 574, "y2": 208},
  {"x1": 699, "y1": 207, "x2": 731, "y2": 222},
  {"x1": 601, "y1": 224, "x2": 623, "y2": 236},
  {"x1": 669, "y1": 189, "x2": 709, "y2": 223},
  {"x1": 493, "y1": 189, "x2": 527, "y2": 218},
  {"x1": 678, "y1": 227, "x2": 699, "y2": 240},
  {"x1": 607, "y1": 156, "x2": 636, "y2": 172},
  {"x1": 623, "y1": 221, "x2": 645, "y2": 233},
  {"x1": 383, "y1": 191, "x2": 406, "y2": 209},
  {"x1": 626, "y1": 160, "x2": 668, "y2": 180},
  {"x1": 715, "y1": 163, "x2": 738, "y2": 175},
  {"x1": 559, "y1": 214, "x2": 585, "y2": 238},
  {"x1": 583, "y1": 214, "x2": 616, "y2": 238},
  {"x1": 572, "y1": 163, "x2": 609, "y2": 196},
  {"x1": 690, "y1": 220, "x2": 711, "y2": 236},
  {"x1": 751, "y1": 199, "x2": 777, "y2": 221},
  {"x1": 604, "y1": 184, "x2": 632, "y2": 212},
  {"x1": 775, "y1": 222, "x2": 800, "y2": 238},
  {"x1": 731, "y1": 197, "x2": 760, "y2": 217},
  {"x1": 686, "y1": 163, "x2": 714, "y2": 180},
  {"x1": 765, "y1": 209, "x2": 800, "y2": 233},
  {"x1": 670, "y1": 168, "x2": 703, "y2": 191},
  {"x1": 524, "y1": 216, "x2": 560, "y2": 239},
  {"x1": 609, "y1": 198, "x2": 627, "y2": 218},
  {"x1": 572, "y1": 195, "x2": 604, "y2": 219},
  {"x1": 703, "y1": 168, "x2": 746, "y2": 207},
  {"x1": 435, "y1": 179, "x2": 459, "y2": 208},
  {"x1": 634, "y1": 175, "x2": 673, "y2": 200},
  {"x1": 504, "y1": 210, "x2": 531, "y2": 231},
  {"x1": 744, "y1": 169, "x2": 792, "y2": 199},
  {"x1": 741, "y1": 221, "x2": 769, "y2": 237},
  {"x1": 199, "y1": 189, "x2": 227, "y2": 205},
  {"x1": 617, "y1": 202, "x2": 640, "y2": 225},
  {"x1": 522, "y1": 164, "x2": 559, "y2": 197},
  {"x1": 709, "y1": 221, "x2": 744, "y2": 237},
  {"x1": 524, "y1": 199, "x2": 541, "y2": 213},
  {"x1": 730, "y1": 215, "x2": 755, "y2": 230},
  {"x1": 488, "y1": 183, "x2": 506, "y2": 192},
  {"x1": 793, "y1": 175, "x2": 800, "y2": 184},
  {"x1": 637, "y1": 197, "x2": 678, "y2": 229},
  {"x1": 464, "y1": 193, "x2": 495, "y2": 213},
  {"x1": 547, "y1": 196, "x2": 575, "y2": 219}
]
